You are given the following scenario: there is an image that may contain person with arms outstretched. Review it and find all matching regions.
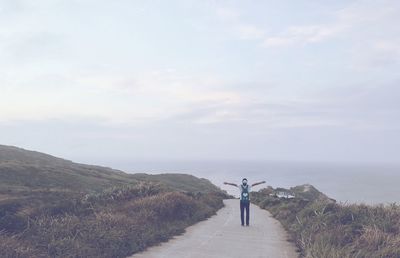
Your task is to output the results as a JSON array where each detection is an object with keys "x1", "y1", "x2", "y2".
[{"x1": 224, "y1": 178, "x2": 266, "y2": 226}]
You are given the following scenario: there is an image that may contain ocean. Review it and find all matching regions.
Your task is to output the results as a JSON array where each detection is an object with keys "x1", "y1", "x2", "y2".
[{"x1": 116, "y1": 160, "x2": 400, "y2": 205}]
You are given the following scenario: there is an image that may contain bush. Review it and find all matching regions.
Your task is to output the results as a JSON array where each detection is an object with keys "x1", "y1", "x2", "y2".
[
  {"x1": 0, "y1": 232, "x2": 42, "y2": 257},
  {"x1": 2, "y1": 183, "x2": 225, "y2": 258},
  {"x1": 252, "y1": 189, "x2": 400, "y2": 258},
  {"x1": 0, "y1": 213, "x2": 27, "y2": 233}
]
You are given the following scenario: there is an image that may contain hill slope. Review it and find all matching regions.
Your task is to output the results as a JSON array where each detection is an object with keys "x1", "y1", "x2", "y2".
[
  {"x1": 252, "y1": 185, "x2": 400, "y2": 257},
  {"x1": 0, "y1": 145, "x2": 135, "y2": 192},
  {"x1": 0, "y1": 144, "x2": 226, "y2": 258},
  {"x1": 0, "y1": 144, "x2": 219, "y2": 193}
]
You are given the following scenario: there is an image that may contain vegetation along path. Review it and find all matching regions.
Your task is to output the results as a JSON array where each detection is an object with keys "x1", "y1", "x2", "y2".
[{"x1": 131, "y1": 199, "x2": 298, "y2": 258}]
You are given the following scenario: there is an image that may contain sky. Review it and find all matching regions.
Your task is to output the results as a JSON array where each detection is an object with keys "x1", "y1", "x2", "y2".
[{"x1": 0, "y1": 0, "x2": 399, "y2": 166}]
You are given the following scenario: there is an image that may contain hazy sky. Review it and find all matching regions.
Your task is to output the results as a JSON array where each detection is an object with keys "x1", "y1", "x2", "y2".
[{"x1": 1, "y1": 0, "x2": 399, "y2": 165}]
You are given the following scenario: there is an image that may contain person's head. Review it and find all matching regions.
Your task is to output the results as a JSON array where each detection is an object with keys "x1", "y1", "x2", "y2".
[{"x1": 242, "y1": 178, "x2": 248, "y2": 186}]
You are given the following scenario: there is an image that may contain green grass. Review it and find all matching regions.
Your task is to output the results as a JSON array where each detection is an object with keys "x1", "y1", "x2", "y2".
[{"x1": 252, "y1": 186, "x2": 400, "y2": 258}]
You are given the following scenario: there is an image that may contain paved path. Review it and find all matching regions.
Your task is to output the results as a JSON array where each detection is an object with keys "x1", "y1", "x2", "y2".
[{"x1": 130, "y1": 199, "x2": 298, "y2": 258}]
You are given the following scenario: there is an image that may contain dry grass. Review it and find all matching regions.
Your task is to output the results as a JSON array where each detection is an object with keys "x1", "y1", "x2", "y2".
[
  {"x1": 0, "y1": 145, "x2": 227, "y2": 257},
  {"x1": 0, "y1": 183, "x2": 225, "y2": 258},
  {"x1": 252, "y1": 189, "x2": 400, "y2": 258}
]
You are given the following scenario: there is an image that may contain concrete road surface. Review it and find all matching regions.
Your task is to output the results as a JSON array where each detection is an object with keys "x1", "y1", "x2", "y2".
[{"x1": 130, "y1": 199, "x2": 299, "y2": 258}]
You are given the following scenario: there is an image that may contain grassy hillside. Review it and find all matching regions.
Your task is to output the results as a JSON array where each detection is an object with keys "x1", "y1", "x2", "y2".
[
  {"x1": 256, "y1": 184, "x2": 331, "y2": 202},
  {"x1": 252, "y1": 185, "x2": 400, "y2": 258},
  {"x1": 132, "y1": 173, "x2": 221, "y2": 193},
  {"x1": 0, "y1": 145, "x2": 135, "y2": 192},
  {"x1": 0, "y1": 145, "x2": 227, "y2": 257},
  {"x1": 0, "y1": 145, "x2": 220, "y2": 193}
]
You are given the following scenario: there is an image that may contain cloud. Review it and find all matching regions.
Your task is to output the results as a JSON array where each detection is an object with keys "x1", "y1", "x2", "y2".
[
  {"x1": 171, "y1": 77, "x2": 400, "y2": 132},
  {"x1": 236, "y1": 25, "x2": 264, "y2": 40},
  {"x1": 262, "y1": 22, "x2": 343, "y2": 48},
  {"x1": 0, "y1": 0, "x2": 25, "y2": 15},
  {"x1": 216, "y1": 7, "x2": 240, "y2": 21},
  {"x1": 345, "y1": 37, "x2": 400, "y2": 72},
  {"x1": 0, "y1": 66, "x2": 246, "y2": 125},
  {"x1": 369, "y1": 40, "x2": 400, "y2": 66},
  {"x1": 290, "y1": 24, "x2": 340, "y2": 42},
  {"x1": 262, "y1": 1, "x2": 399, "y2": 48},
  {"x1": 374, "y1": 40, "x2": 400, "y2": 56},
  {"x1": 262, "y1": 36, "x2": 293, "y2": 48},
  {"x1": 215, "y1": 6, "x2": 265, "y2": 41},
  {"x1": 1, "y1": 0, "x2": 399, "y2": 163}
]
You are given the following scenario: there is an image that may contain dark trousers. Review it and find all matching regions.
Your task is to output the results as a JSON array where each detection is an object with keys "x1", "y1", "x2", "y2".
[{"x1": 240, "y1": 201, "x2": 250, "y2": 225}]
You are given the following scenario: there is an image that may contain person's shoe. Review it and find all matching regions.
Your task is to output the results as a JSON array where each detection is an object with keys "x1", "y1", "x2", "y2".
[
  {"x1": 241, "y1": 224, "x2": 244, "y2": 226},
  {"x1": 246, "y1": 224, "x2": 249, "y2": 226}
]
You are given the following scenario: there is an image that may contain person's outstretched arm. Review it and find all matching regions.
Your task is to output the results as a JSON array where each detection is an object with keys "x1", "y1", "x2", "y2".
[
  {"x1": 224, "y1": 182, "x2": 238, "y2": 187},
  {"x1": 251, "y1": 181, "x2": 266, "y2": 187}
]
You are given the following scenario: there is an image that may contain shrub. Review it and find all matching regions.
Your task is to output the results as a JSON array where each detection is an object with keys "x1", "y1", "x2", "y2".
[
  {"x1": 2, "y1": 183, "x2": 225, "y2": 258},
  {"x1": 252, "y1": 188, "x2": 400, "y2": 258}
]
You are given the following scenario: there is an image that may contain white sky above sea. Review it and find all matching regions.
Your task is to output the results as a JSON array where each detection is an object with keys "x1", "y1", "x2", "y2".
[{"x1": 1, "y1": 0, "x2": 399, "y2": 165}]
